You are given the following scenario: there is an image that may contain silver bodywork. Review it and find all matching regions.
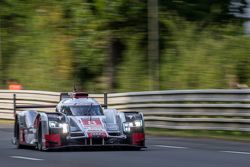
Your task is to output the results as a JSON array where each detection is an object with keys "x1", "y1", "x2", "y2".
[
  {"x1": 56, "y1": 97, "x2": 128, "y2": 140},
  {"x1": 13, "y1": 94, "x2": 145, "y2": 150}
]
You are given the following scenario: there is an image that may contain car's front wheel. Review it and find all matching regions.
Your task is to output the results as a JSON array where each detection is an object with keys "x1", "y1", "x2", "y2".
[
  {"x1": 36, "y1": 123, "x2": 43, "y2": 151},
  {"x1": 15, "y1": 120, "x2": 24, "y2": 149}
]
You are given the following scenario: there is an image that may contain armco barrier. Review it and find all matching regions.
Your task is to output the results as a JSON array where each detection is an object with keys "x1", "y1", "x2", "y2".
[{"x1": 1, "y1": 89, "x2": 250, "y2": 131}]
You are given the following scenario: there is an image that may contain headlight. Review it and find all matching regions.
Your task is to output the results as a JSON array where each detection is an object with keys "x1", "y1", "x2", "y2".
[
  {"x1": 123, "y1": 120, "x2": 143, "y2": 132},
  {"x1": 123, "y1": 122, "x2": 131, "y2": 132},
  {"x1": 49, "y1": 121, "x2": 58, "y2": 128},
  {"x1": 134, "y1": 120, "x2": 142, "y2": 127},
  {"x1": 59, "y1": 123, "x2": 69, "y2": 134},
  {"x1": 49, "y1": 121, "x2": 69, "y2": 134}
]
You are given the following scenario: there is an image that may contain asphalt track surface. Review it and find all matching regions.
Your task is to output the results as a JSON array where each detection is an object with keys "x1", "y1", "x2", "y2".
[{"x1": 1, "y1": 124, "x2": 250, "y2": 167}]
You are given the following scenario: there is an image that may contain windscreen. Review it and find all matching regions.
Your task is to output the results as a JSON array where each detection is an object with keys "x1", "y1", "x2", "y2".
[{"x1": 63, "y1": 105, "x2": 104, "y2": 116}]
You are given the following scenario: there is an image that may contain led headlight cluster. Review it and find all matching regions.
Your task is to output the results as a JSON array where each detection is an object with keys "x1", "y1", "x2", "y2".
[
  {"x1": 134, "y1": 120, "x2": 142, "y2": 127},
  {"x1": 49, "y1": 121, "x2": 58, "y2": 128},
  {"x1": 49, "y1": 121, "x2": 69, "y2": 134},
  {"x1": 123, "y1": 122, "x2": 131, "y2": 132},
  {"x1": 59, "y1": 123, "x2": 69, "y2": 134},
  {"x1": 123, "y1": 120, "x2": 143, "y2": 132}
]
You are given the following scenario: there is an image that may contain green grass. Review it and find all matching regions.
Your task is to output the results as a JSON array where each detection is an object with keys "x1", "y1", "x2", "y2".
[
  {"x1": 0, "y1": 119, "x2": 14, "y2": 124},
  {"x1": 146, "y1": 128, "x2": 250, "y2": 142}
]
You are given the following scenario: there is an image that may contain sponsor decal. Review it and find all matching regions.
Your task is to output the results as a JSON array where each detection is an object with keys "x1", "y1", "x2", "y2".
[
  {"x1": 81, "y1": 118, "x2": 103, "y2": 131},
  {"x1": 81, "y1": 118, "x2": 107, "y2": 137},
  {"x1": 81, "y1": 118, "x2": 102, "y2": 126}
]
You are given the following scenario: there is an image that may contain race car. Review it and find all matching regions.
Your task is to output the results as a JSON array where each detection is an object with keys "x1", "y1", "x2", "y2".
[{"x1": 12, "y1": 92, "x2": 145, "y2": 151}]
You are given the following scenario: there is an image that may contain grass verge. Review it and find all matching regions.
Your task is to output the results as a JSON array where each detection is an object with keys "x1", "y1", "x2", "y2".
[
  {"x1": 0, "y1": 119, "x2": 14, "y2": 124},
  {"x1": 146, "y1": 128, "x2": 250, "y2": 142}
]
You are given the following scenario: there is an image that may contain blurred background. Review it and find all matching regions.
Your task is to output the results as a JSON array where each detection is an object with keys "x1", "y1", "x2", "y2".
[{"x1": 0, "y1": 0, "x2": 249, "y2": 92}]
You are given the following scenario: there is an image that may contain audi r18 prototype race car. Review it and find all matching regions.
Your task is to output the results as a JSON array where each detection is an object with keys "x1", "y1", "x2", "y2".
[{"x1": 12, "y1": 92, "x2": 145, "y2": 151}]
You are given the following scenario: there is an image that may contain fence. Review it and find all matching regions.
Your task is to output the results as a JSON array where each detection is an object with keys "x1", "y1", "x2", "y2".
[{"x1": 1, "y1": 89, "x2": 250, "y2": 132}]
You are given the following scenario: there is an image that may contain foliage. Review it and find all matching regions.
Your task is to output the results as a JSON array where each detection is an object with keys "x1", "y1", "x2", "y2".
[{"x1": 0, "y1": 0, "x2": 249, "y2": 92}]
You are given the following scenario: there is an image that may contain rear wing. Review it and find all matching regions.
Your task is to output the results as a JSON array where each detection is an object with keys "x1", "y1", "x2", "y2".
[
  {"x1": 13, "y1": 92, "x2": 108, "y2": 116},
  {"x1": 59, "y1": 92, "x2": 108, "y2": 109}
]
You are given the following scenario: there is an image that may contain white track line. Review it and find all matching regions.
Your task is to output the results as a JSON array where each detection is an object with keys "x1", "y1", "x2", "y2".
[
  {"x1": 152, "y1": 145, "x2": 188, "y2": 149},
  {"x1": 220, "y1": 151, "x2": 250, "y2": 155},
  {"x1": 10, "y1": 156, "x2": 44, "y2": 161}
]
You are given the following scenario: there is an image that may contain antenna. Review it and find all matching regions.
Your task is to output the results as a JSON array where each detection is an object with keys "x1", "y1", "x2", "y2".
[
  {"x1": 73, "y1": 83, "x2": 77, "y2": 92},
  {"x1": 73, "y1": 73, "x2": 78, "y2": 92}
]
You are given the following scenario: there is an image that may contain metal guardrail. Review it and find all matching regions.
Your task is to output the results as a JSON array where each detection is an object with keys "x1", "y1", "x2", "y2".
[{"x1": 1, "y1": 89, "x2": 250, "y2": 132}]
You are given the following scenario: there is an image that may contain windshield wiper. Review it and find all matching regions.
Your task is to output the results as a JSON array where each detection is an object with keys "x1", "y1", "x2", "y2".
[
  {"x1": 86, "y1": 103, "x2": 93, "y2": 121},
  {"x1": 86, "y1": 103, "x2": 93, "y2": 116}
]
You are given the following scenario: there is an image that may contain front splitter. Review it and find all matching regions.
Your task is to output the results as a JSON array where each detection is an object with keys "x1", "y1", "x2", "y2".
[{"x1": 46, "y1": 144, "x2": 146, "y2": 151}]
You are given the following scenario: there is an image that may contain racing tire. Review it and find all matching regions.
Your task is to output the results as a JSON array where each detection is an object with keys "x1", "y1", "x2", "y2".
[
  {"x1": 37, "y1": 123, "x2": 43, "y2": 151},
  {"x1": 132, "y1": 147, "x2": 142, "y2": 151},
  {"x1": 15, "y1": 121, "x2": 24, "y2": 149}
]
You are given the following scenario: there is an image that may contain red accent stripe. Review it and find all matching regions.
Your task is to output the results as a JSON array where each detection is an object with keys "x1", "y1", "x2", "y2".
[
  {"x1": 88, "y1": 133, "x2": 93, "y2": 138},
  {"x1": 19, "y1": 129, "x2": 26, "y2": 144},
  {"x1": 45, "y1": 134, "x2": 61, "y2": 147},
  {"x1": 132, "y1": 133, "x2": 145, "y2": 145}
]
